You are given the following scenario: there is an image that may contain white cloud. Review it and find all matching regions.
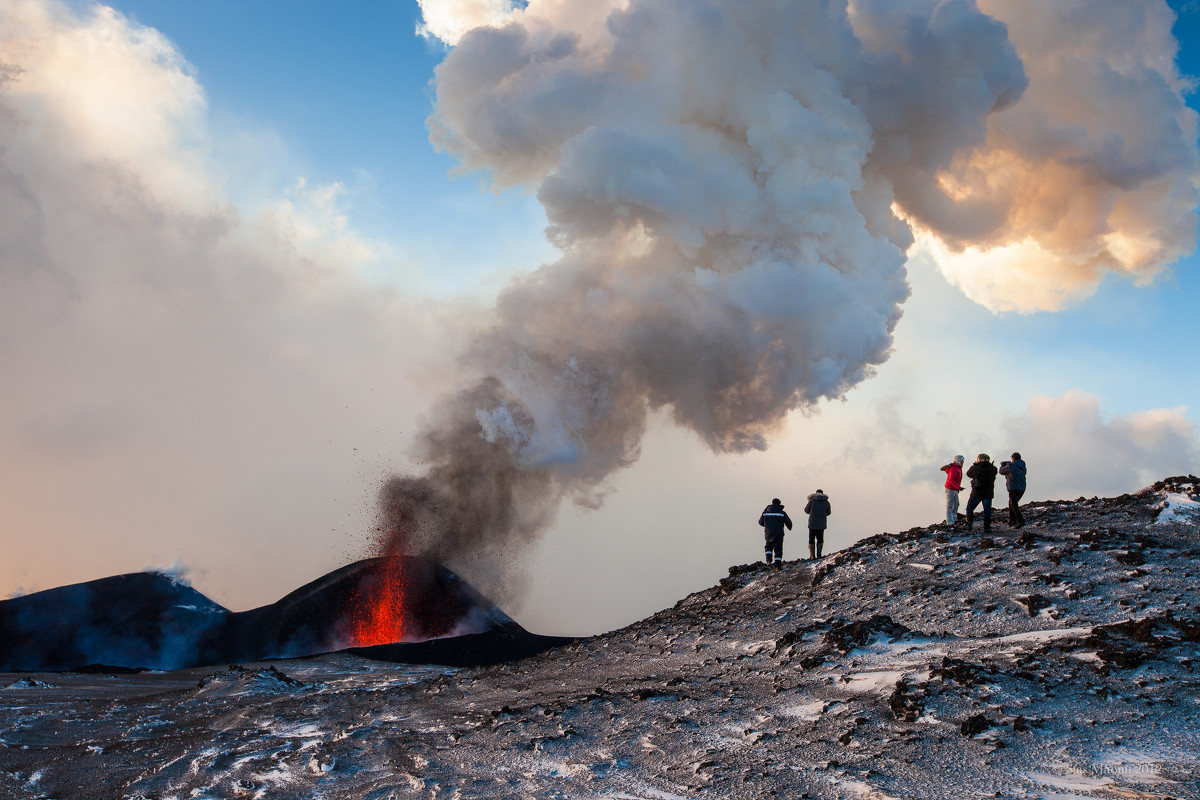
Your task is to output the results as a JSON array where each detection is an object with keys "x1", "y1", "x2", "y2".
[
  {"x1": 1003, "y1": 390, "x2": 1197, "y2": 498},
  {"x1": 0, "y1": 0, "x2": 461, "y2": 610},
  {"x1": 919, "y1": 0, "x2": 1200, "y2": 311},
  {"x1": 0, "y1": 0, "x2": 217, "y2": 211},
  {"x1": 416, "y1": 0, "x2": 520, "y2": 45}
]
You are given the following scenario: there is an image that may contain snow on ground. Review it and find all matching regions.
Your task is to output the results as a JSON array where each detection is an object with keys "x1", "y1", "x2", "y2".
[
  {"x1": 1, "y1": 478, "x2": 1199, "y2": 799},
  {"x1": 1157, "y1": 491, "x2": 1200, "y2": 525}
]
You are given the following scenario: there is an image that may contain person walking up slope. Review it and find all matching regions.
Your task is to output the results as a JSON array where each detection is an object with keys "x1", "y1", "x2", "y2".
[
  {"x1": 758, "y1": 498, "x2": 792, "y2": 569},
  {"x1": 999, "y1": 452, "x2": 1027, "y2": 528},
  {"x1": 966, "y1": 454, "x2": 999, "y2": 533},
  {"x1": 940, "y1": 455, "x2": 965, "y2": 525},
  {"x1": 804, "y1": 489, "x2": 832, "y2": 560}
]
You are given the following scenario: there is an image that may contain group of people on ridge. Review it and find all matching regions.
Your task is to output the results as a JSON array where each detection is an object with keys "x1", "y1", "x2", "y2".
[
  {"x1": 940, "y1": 452, "x2": 1027, "y2": 532},
  {"x1": 756, "y1": 452, "x2": 1026, "y2": 567},
  {"x1": 757, "y1": 490, "x2": 830, "y2": 568}
]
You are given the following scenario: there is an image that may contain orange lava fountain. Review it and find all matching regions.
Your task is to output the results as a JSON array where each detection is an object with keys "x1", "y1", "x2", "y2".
[{"x1": 349, "y1": 556, "x2": 409, "y2": 646}]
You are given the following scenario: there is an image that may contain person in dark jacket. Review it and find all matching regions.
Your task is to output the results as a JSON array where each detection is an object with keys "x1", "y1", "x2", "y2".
[
  {"x1": 758, "y1": 498, "x2": 793, "y2": 569},
  {"x1": 998, "y1": 452, "x2": 1027, "y2": 528},
  {"x1": 965, "y1": 453, "x2": 998, "y2": 532},
  {"x1": 803, "y1": 490, "x2": 832, "y2": 560}
]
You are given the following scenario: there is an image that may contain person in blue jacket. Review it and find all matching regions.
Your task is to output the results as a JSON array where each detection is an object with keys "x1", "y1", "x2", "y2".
[
  {"x1": 998, "y1": 452, "x2": 1028, "y2": 528},
  {"x1": 758, "y1": 498, "x2": 793, "y2": 569}
]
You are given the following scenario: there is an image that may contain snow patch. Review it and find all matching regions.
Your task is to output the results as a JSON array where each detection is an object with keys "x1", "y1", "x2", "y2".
[
  {"x1": 778, "y1": 699, "x2": 826, "y2": 720},
  {"x1": 838, "y1": 670, "x2": 905, "y2": 694},
  {"x1": 4, "y1": 678, "x2": 56, "y2": 689},
  {"x1": 1026, "y1": 769, "x2": 1116, "y2": 792},
  {"x1": 1093, "y1": 746, "x2": 1169, "y2": 783},
  {"x1": 1156, "y1": 492, "x2": 1200, "y2": 525},
  {"x1": 533, "y1": 758, "x2": 591, "y2": 779},
  {"x1": 273, "y1": 722, "x2": 323, "y2": 739},
  {"x1": 613, "y1": 783, "x2": 691, "y2": 800},
  {"x1": 831, "y1": 777, "x2": 901, "y2": 799},
  {"x1": 991, "y1": 626, "x2": 1094, "y2": 645}
]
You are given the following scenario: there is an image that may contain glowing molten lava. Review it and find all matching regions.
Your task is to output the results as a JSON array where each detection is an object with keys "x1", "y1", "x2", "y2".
[{"x1": 349, "y1": 556, "x2": 409, "y2": 646}]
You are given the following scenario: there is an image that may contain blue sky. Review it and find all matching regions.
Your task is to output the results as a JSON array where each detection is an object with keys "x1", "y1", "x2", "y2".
[
  {"x1": 108, "y1": 0, "x2": 555, "y2": 290},
  {"x1": 105, "y1": 0, "x2": 1200, "y2": 397},
  {"x1": 2, "y1": 0, "x2": 1199, "y2": 634}
]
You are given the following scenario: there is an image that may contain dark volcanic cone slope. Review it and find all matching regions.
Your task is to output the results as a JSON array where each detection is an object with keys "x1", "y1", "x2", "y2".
[
  {"x1": 3, "y1": 479, "x2": 1198, "y2": 799},
  {"x1": 0, "y1": 557, "x2": 553, "y2": 671},
  {"x1": 0, "y1": 572, "x2": 226, "y2": 672}
]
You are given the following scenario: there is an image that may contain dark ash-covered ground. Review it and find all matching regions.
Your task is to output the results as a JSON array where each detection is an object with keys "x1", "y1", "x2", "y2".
[{"x1": 3, "y1": 478, "x2": 1200, "y2": 799}]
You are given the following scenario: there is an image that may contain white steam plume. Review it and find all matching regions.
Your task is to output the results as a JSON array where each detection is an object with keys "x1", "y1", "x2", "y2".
[
  {"x1": 385, "y1": 0, "x2": 1062, "y2": 576},
  {"x1": 386, "y1": 0, "x2": 1199, "y2": 592},
  {"x1": 389, "y1": 0, "x2": 1198, "y2": 580}
]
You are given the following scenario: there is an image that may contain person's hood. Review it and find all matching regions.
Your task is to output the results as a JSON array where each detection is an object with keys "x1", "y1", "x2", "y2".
[{"x1": 807, "y1": 492, "x2": 829, "y2": 501}]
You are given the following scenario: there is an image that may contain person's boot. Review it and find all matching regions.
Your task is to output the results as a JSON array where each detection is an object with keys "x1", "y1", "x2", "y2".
[
  {"x1": 965, "y1": 513, "x2": 974, "y2": 531},
  {"x1": 808, "y1": 545, "x2": 815, "y2": 561},
  {"x1": 773, "y1": 560, "x2": 782, "y2": 571}
]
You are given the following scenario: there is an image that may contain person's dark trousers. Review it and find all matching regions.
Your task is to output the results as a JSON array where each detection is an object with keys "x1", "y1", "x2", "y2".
[
  {"x1": 765, "y1": 533, "x2": 784, "y2": 566},
  {"x1": 808, "y1": 529, "x2": 824, "y2": 559},
  {"x1": 1008, "y1": 490, "x2": 1025, "y2": 527},
  {"x1": 965, "y1": 496, "x2": 992, "y2": 530}
]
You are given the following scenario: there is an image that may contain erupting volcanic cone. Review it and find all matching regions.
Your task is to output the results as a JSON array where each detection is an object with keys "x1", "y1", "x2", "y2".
[
  {"x1": 0, "y1": 557, "x2": 568, "y2": 671},
  {"x1": 341, "y1": 556, "x2": 501, "y2": 647},
  {"x1": 349, "y1": 556, "x2": 410, "y2": 646}
]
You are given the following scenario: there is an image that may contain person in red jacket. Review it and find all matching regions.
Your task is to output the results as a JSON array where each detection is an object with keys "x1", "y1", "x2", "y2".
[{"x1": 940, "y1": 455, "x2": 965, "y2": 525}]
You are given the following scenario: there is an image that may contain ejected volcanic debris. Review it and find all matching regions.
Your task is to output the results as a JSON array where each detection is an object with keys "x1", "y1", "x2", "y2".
[{"x1": 2, "y1": 478, "x2": 1199, "y2": 799}]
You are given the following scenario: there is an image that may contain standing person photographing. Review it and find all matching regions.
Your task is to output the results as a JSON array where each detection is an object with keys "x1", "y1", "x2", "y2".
[
  {"x1": 966, "y1": 454, "x2": 999, "y2": 533},
  {"x1": 999, "y1": 452, "x2": 1027, "y2": 528}
]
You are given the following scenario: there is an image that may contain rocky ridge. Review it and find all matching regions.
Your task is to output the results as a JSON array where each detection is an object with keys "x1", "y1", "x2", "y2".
[{"x1": 1, "y1": 478, "x2": 1199, "y2": 799}]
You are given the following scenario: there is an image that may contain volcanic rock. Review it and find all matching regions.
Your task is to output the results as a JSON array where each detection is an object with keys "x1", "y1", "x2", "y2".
[
  {"x1": 0, "y1": 571, "x2": 226, "y2": 672},
  {"x1": 1, "y1": 478, "x2": 1199, "y2": 799}
]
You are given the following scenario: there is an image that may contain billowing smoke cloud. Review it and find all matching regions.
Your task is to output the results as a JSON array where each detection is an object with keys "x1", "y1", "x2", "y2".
[
  {"x1": 384, "y1": 0, "x2": 1000, "y2": 572},
  {"x1": 387, "y1": 0, "x2": 1198, "y2": 583},
  {"x1": 920, "y1": 0, "x2": 1200, "y2": 311},
  {"x1": 1003, "y1": 390, "x2": 1198, "y2": 498}
]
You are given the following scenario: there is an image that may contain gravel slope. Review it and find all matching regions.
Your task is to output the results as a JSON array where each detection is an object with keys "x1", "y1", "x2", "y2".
[{"x1": 2, "y1": 478, "x2": 1199, "y2": 799}]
